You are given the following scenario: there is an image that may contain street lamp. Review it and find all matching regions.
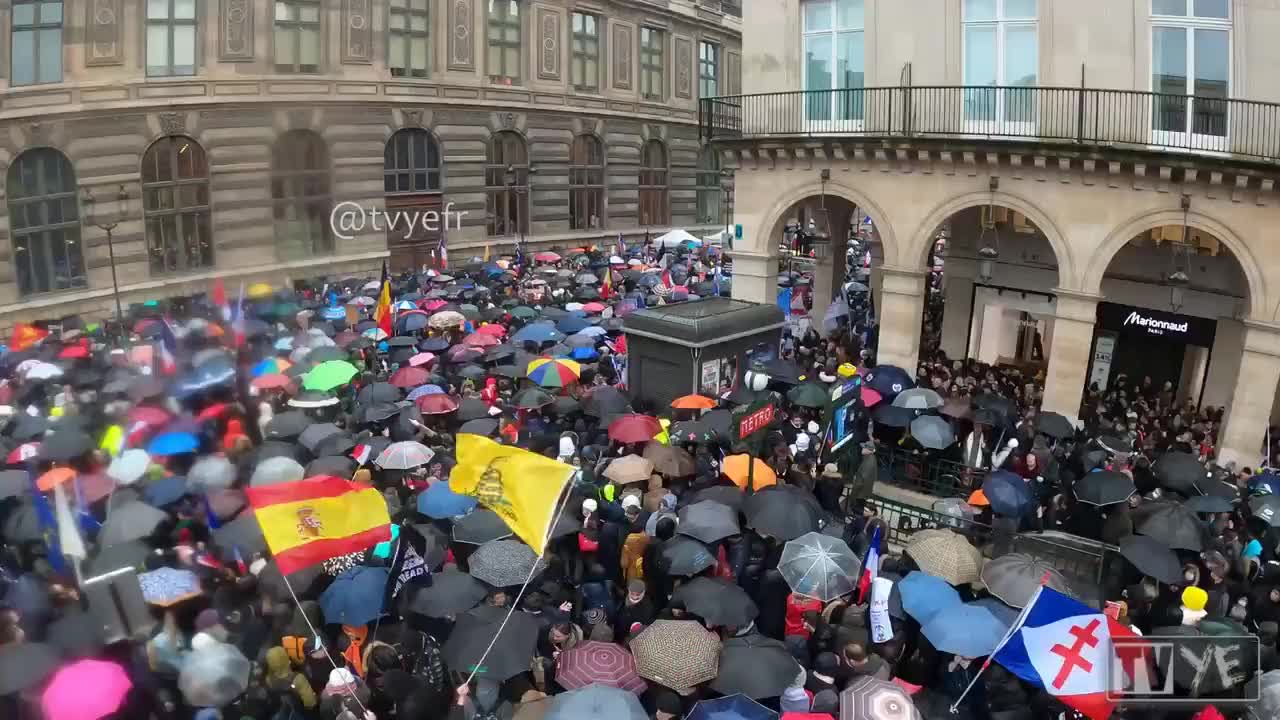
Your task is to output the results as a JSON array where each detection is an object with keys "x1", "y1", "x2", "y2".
[
  {"x1": 720, "y1": 168, "x2": 733, "y2": 249},
  {"x1": 81, "y1": 184, "x2": 129, "y2": 331}
]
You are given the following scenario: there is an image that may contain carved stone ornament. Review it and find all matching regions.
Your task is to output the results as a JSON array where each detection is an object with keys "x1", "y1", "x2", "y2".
[
  {"x1": 537, "y1": 9, "x2": 561, "y2": 81},
  {"x1": 220, "y1": 0, "x2": 255, "y2": 61},
  {"x1": 343, "y1": 0, "x2": 373, "y2": 63},
  {"x1": 499, "y1": 112, "x2": 517, "y2": 130},
  {"x1": 674, "y1": 37, "x2": 693, "y2": 99},
  {"x1": 449, "y1": 0, "x2": 475, "y2": 71},
  {"x1": 612, "y1": 25, "x2": 632, "y2": 91},
  {"x1": 404, "y1": 109, "x2": 424, "y2": 127},
  {"x1": 27, "y1": 123, "x2": 47, "y2": 144},
  {"x1": 86, "y1": 0, "x2": 123, "y2": 66},
  {"x1": 159, "y1": 112, "x2": 187, "y2": 136}
]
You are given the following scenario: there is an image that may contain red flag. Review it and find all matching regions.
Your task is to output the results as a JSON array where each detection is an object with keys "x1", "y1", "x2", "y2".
[
  {"x1": 10, "y1": 323, "x2": 48, "y2": 352},
  {"x1": 212, "y1": 278, "x2": 228, "y2": 322},
  {"x1": 600, "y1": 269, "x2": 614, "y2": 300}
]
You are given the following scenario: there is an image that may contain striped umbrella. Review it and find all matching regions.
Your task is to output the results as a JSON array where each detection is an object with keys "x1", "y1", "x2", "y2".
[
  {"x1": 527, "y1": 358, "x2": 582, "y2": 388},
  {"x1": 557, "y1": 642, "x2": 647, "y2": 693}
]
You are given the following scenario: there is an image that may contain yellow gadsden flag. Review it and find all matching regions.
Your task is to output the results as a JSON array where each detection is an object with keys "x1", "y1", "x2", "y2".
[{"x1": 450, "y1": 434, "x2": 574, "y2": 555}]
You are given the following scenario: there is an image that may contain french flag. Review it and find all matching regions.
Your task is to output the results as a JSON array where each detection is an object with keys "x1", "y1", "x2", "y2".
[
  {"x1": 856, "y1": 525, "x2": 881, "y2": 604},
  {"x1": 993, "y1": 587, "x2": 1138, "y2": 720},
  {"x1": 158, "y1": 318, "x2": 178, "y2": 375}
]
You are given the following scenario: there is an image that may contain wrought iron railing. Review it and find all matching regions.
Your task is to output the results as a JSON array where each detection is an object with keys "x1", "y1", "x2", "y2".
[{"x1": 700, "y1": 86, "x2": 1280, "y2": 164}]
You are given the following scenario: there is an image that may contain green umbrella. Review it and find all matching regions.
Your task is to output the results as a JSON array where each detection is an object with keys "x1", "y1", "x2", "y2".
[
  {"x1": 511, "y1": 306, "x2": 539, "y2": 320},
  {"x1": 786, "y1": 382, "x2": 830, "y2": 409},
  {"x1": 303, "y1": 360, "x2": 359, "y2": 392}
]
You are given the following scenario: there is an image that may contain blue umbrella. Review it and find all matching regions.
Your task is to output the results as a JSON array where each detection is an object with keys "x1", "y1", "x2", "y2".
[
  {"x1": 983, "y1": 470, "x2": 1036, "y2": 518},
  {"x1": 319, "y1": 566, "x2": 389, "y2": 626},
  {"x1": 321, "y1": 306, "x2": 347, "y2": 321},
  {"x1": 1250, "y1": 472, "x2": 1280, "y2": 496},
  {"x1": 897, "y1": 570, "x2": 962, "y2": 624},
  {"x1": 547, "y1": 684, "x2": 647, "y2": 720},
  {"x1": 577, "y1": 326, "x2": 608, "y2": 337},
  {"x1": 512, "y1": 324, "x2": 563, "y2": 344},
  {"x1": 148, "y1": 432, "x2": 199, "y2": 456},
  {"x1": 687, "y1": 694, "x2": 778, "y2": 720},
  {"x1": 864, "y1": 364, "x2": 915, "y2": 398},
  {"x1": 921, "y1": 602, "x2": 1007, "y2": 657},
  {"x1": 274, "y1": 337, "x2": 294, "y2": 351},
  {"x1": 420, "y1": 337, "x2": 450, "y2": 352},
  {"x1": 970, "y1": 597, "x2": 1019, "y2": 632},
  {"x1": 144, "y1": 475, "x2": 190, "y2": 506},
  {"x1": 569, "y1": 347, "x2": 599, "y2": 361},
  {"x1": 418, "y1": 481, "x2": 479, "y2": 519},
  {"x1": 483, "y1": 263, "x2": 505, "y2": 276},
  {"x1": 407, "y1": 384, "x2": 445, "y2": 400},
  {"x1": 398, "y1": 313, "x2": 430, "y2": 333}
]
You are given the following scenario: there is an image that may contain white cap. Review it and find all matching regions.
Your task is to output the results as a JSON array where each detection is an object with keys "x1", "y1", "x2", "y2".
[
  {"x1": 807, "y1": 421, "x2": 820, "y2": 434},
  {"x1": 582, "y1": 498, "x2": 598, "y2": 518},
  {"x1": 795, "y1": 434, "x2": 811, "y2": 452},
  {"x1": 559, "y1": 436, "x2": 576, "y2": 458},
  {"x1": 621, "y1": 494, "x2": 641, "y2": 509}
]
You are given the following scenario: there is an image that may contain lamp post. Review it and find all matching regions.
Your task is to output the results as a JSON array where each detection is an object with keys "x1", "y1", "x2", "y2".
[
  {"x1": 720, "y1": 168, "x2": 733, "y2": 249},
  {"x1": 81, "y1": 184, "x2": 129, "y2": 332}
]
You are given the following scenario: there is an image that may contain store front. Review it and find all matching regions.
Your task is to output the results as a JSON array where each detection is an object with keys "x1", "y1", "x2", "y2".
[{"x1": 1087, "y1": 302, "x2": 1218, "y2": 403}]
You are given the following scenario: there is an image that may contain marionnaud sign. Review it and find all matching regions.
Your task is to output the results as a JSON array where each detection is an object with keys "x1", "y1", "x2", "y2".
[
  {"x1": 1122, "y1": 311, "x2": 1189, "y2": 336},
  {"x1": 1097, "y1": 302, "x2": 1217, "y2": 347}
]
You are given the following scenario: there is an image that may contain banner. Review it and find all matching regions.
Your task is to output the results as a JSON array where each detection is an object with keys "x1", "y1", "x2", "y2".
[
  {"x1": 385, "y1": 524, "x2": 433, "y2": 607},
  {"x1": 869, "y1": 576, "x2": 894, "y2": 643}
]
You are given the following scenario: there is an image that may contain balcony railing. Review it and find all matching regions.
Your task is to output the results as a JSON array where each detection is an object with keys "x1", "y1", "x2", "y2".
[{"x1": 700, "y1": 86, "x2": 1280, "y2": 165}]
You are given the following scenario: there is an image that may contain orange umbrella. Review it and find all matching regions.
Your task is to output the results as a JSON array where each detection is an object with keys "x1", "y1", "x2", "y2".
[
  {"x1": 251, "y1": 373, "x2": 292, "y2": 391},
  {"x1": 967, "y1": 489, "x2": 990, "y2": 506},
  {"x1": 671, "y1": 394, "x2": 716, "y2": 410},
  {"x1": 37, "y1": 466, "x2": 76, "y2": 492},
  {"x1": 721, "y1": 454, "x2": 777, "y2": 490}
]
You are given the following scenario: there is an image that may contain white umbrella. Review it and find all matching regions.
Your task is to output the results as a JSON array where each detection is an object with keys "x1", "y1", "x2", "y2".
[
  {"x1": 24, "y1": 363, "x2": 63, "y2": 381},
  {"x1": 178, "y1": 641, "x2": 251, "y2": 708},
  {"x1": 188, "y1": 455, "x2": 236, "y2": 492},
  {"x1": 250, "y1": 457, "x2": 305, "y2": 487},
  {"x1": 375, "y1": 441, "x2": 435, "y2": 470},
  {"x1": 106, "y1": 449, "x2": 150, "y2": 486},
  {"x1": 652, "y1": 229, "x2": 701, "y2": 248}
]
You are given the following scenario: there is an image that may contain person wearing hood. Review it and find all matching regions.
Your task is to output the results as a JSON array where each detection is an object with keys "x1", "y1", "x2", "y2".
[
  {"x1": 264, "y1": 645, "x2": 318, "y2": 714},
  {"x1": 644, "y1": 492, "x2": 677, "y2": 536},
  {"x1": 779, "y1": 667, "x2": 812, "y2": 714},
  {"x1": 480, "y1": 377, "x2": 499, "y2": 406}
]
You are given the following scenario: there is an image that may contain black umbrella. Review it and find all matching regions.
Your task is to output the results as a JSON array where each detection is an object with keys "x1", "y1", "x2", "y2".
[
  {"x1": 743, "y1": 485, "x2": 822, "y2": 540},
  {"x1": 687, "y1": 485, "x2": 745, "y2": 510},
  {"x1": 38, "y1": 429, "x2": 94, "y2": 462},
  {"x1": 298, "y1": 422, "x2": 343, "y2": 451},
  {"x1": 583, "y1": 386, "x2": 631, "y2": 418},
  {"x1": 512, "y1": 388, "x2": 554, "y2": 409},
  {"x1": 256, "y1": 559, "x2": 324, "y2": 603},
  {"x1": 312, "y1": 433, "x2": 357, "y2": 460},
  {"x1": 1250, "y1": 495, "x2": 1280, "y2": 527},
  {"x1": 1184, "y1": 494, "x2": 1235, "y2": 513},
  {"x1": 1153, "y1": 451, "x2": 1206, "y2": 494},
  {"x1": 8, "y1": 415, "x2": 48, "y2": 441},
  {"x1": 357, "y1": 383, "x2": 402, "y2": 405},
  {"x1": 1035, "y1": 411, "x2": 1075, "y2": 440},
  {"x1": 360, "y1": 402, "x2": 401, "y2": 424},
  {"x1": 456, "y1": 397, "x2": 491, "y2": 422},
  {"x1": 676, "y1": 500, "x2": 739, "y2": 544},
  {"x1": 253, "y1": 440, "x2": 307, "y2": 465},
  {"x1": 1073, "y1": 470, "x2": 1136, "y2": 506},
  {"x1": 670, "y1": 420, "x2": 718, "y2": 444},
  {"x1": 670, "y1": 577, "x2": 758, "y2": 628},
  {"x1": 658, "y1": 536, "x2": 717, "y2": 576},
  {"x1": 443, "y1": 605, "x2": 540, "y2": 681},
  {"x1": 46, "y1": 610, "x2": 105, "y2": 658},
  {"x1": 0, "y1": 469, "x2": 26, "y2": 500},
  {"x1": 212, "y1": 512, "x2": 268, "y2": 561},
  {"x1": 871, "y1": 404, "x2": 917, "y2": 428},
  {"x1": 973, "y1": 393, "x2": 1016, "y2": 424},
  {"x1": 1136, "y1": 503, "x2": 1211, "y2": 551},
  {"x1": 0, "y1": 642, "x2": 59, "y2": 694},
  {"x1": 86, "y1": 540, "x2": 152, "y2": 575},
  {"x1": 99, "y1": 501, "x2": 168, "y2": 545},
  {"x1": 264, "y1": 411, "x2": 313, "y2": 440},
  {"x1": 452, "y1": 508, "x2": 514, "y2": 545},
  {"x1": 1118, "y1": 534, "x2": 1184, "y2": 585},
  {"x1": 786, "y1": 383, "x2": 829, "y2": 409},
  {"x1": 710, "y1": 634, "x2": 802, "y2": 699},
  {"x1": 459, "y1": 418, "x2": 499, "y2": 436},
  {"x1": 407, "y1": 567, "x2": 487, "y2": 617}
]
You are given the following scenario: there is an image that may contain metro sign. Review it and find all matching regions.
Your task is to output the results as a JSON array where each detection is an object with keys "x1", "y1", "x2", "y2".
[{"x1": 738, "y1": 403, "x2": 775, "y2": 439}]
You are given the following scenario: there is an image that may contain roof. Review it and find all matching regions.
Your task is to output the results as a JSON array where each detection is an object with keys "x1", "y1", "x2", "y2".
[{"x1": 623, "y1": 298, "x2": 785, "y2": 347}]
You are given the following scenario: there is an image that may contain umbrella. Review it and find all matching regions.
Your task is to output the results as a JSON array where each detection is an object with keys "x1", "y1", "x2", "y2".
[
  {"x1": 903, "y1": 529, "x2": 983, "y2": 586},
  {"x1": 319, "y1": 565, "x2": 389, "y2": 626},
  {"x1": 389, "y1": 366, "x2": 431, "y2": 388},
  {"x1": 630, "y1": 619, "x2": 721, "y2": 690},
  {"x1": 1184, "y1": 494, "x2": 1235, "y2": 513},
  {"x1": 254, "y1": 559, "x2": 323, "y2": 604},
  {"x1": 303, "y1": 360, "x2": 359, "y2": 391},
  {"x1": 138, "y1": 567, "x2": 202, "y2": 605},
  {"x1": 779, "y1": 532, "x2": 860, "y2": 602},
  {"x1": 980, "y1": 553, "x2": 1073, "y2": 608},
  {"x1": 671, "y1": 394, "x2": 717, "y2": 410},
  {"x1": 143, "y1": 475, "x2": 190, "y2": 507},
  {"x1": 147, "y1": 431, "x2": 200, "y2": 456},
  {"x1": 689, "y1": 695, "x2": 778, "y2": 720},
  {"x1": 786, "y1": 383, "x2": 830, "y2": 409},
  {"x1": 513, "y1": 388, "x2": 555, "y2": 409},
  {"x1": 1036, "y1": 411, "x2": 1075, "y2": 439},
  {"x1": 603, "y1": 455, "x2": 655, "y2": 484},
  {"x1": 416, "y1": 394, "x2": 460, "y2": 415},
  {"x1": 982, "y1": 470, "x2": 1036, "y2": 518},
  {"x1": 743, "y1": 485, "x2": 820, "y2": 540},
  {"x1": 250, "y1": 456, "x2": 306, "y2": 486},
  {"x1": 909, "y1": 415, "x2": 954, "y2": 450},
  {"x1": 40, "y1": 429, "x2": 94, "y2": 461},
  {"x1": 658, "y1": 536, "x2": 718, "y2": 576},
  {"x1": 644, "y1": 442, "x2": 696, "y2": 477},
  {"x1": 871, "y1": 404, "x2": 917, "y2": 428},
  {"x1": 211, "y1": 512, "x2": 267, "y2": 561},
  {"x1": 1136, "y1": 503, "x2": 1211, "y2": 551},
  {"x1": 677, "y1": 500, "x2": 739, "y2": 544},
  {"x1": 527, "y1": 358, "x2": 582, "y2": 388},
  {"x1": 418, "y1": 481, "x2": 479, "y2": 518},
  {"x1": 186, "y1": 454, "x2": 235, "y2": 492},
  {"x1": 469, "y1": 539, "x2": 543, "y2": 587},
  {"x1": 0, "y1": 642, "x2": 60, "y2": 694},
  {"x1": 178, "y1": 641, "x2": 251, "y2": 708},
  {"x1": 711, "y1": 634, "x2": 801, "y2": 699},
  {"x1": 609, "y1": 414, "x2": 662, "y2": 444},
  {"x1": 376, "y1": 440, "x2": 435, "y2": 470},
  {"x1": 357, "y1": 383, "x2": 401, "y2": 405},
  {"x1": 289, "y1": 390, "x2": 339, "y2": 409},
  {"x1": 1073, "y1": 470, "x2": 1135, "y2": 506},
  {"x1": 546, "y1": 684, "x2": 647, "y2": 720},
  {"x1": 839, "y1": 676, "x2": 922, "y2": 720},
  {"x1": 443, "y1": 605, "x2": 540, "y2": 680},
  {"x1": 1247, "y1": 670, "x2": 1280, "y2": 720},
  {"x1": 407, "y1": 567, "x2": 488, "y2": 617},
  {"x1": 99, "y1": 501, "x2": 168, "y2": 545},
  {"x1": 897, "y1": 571, "x2": 963, "y2": 624},
  {"x1": 671, "y1": 577, "x2": 758, "y2": 628},
  {"x1": 46, "y1": 610, "x2": 106, "y2": 658},
  {"x1": 86, "y1": 540, "x2": 151, "y2": 575},
  {"x1": 893, "y1": 388, "x2": 945, "y2": 410},
  {"x1": 264, "y1": 411, "x2": 313, "y2": 439},
  {"x1": 722, "y1": 454, "x2": 778, "y2": 491},
  {"x1": 921, "y1": 602, "x2": 1006, "y2": 656},
  {"x1": 557, "y1": 642, "x2": 647, "y2": 693},
  {"x1": 298, "y1": 422, "x2": 342, "y2": 451},
  {"x1": 1153, "y1": 451, "x2": 1207, "y2": 494},
  {"x1": 1251, "y1": 495, "x2": 1280, "y2": 526},
  {"x1": 863, "y1": 365, "x2": 914, "y2": 398},
  {"x1": 1118, "y1": 534, "x2": 1183, "y2": 585},
  {"x1": 453, "y1": 508, "x2": 514, "y2": 544},
  {"x1": 583, "y1": 386, "x2": 631, "y2": 418}
]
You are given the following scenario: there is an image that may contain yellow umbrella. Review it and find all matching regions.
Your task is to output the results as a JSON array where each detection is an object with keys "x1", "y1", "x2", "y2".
[
  {"x1": 247, "y1": 282, "x2": 273, "y2": 299},
  {"x1": 721, "y1": 454, "x2": 777, "y2": 490}
]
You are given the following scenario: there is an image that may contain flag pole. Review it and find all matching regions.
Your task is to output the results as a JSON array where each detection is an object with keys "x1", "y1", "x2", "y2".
[{"x1": 948, "y1": 583, "x2": 1045, "y2": 713}]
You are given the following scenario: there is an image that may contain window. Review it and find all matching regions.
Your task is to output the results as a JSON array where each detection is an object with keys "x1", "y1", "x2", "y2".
[
  {"x1": 11, "y1": 0, "x2": 63, "y2": 86},
  {"x1": 962, "y1": 0, "x2": 1037, "y2": 126},
  {"x1": 390, "y1": 0, "x2": 429, "y2": 78},
  {"x1": 638, "y1": 139, "x2": 668, "y2": 226},
  {"x1": 699, "y1": 41, "x2": 719, "y2": 98},
  {"x1": 571, "y1": 12, "x2": 600, "y2": 91},
  {"x1": 147, "y1": 0, "x2": 198, "y2": 76},
  {"x1": 385, "y1": 129, "x2": 442, "y2": 194},
  {"x1": 485, "y1": 131, "x2": 528, "y2": 237},
  {"x1": 271, "y1": 130, "x2": 332, "y2": 259},
  {"x1": 696, "y1": 148, "x2": 723, "y2": 225},
  {"x1": 640, "y1": 27, "x2": 665, "y2": 102},
  {"x1": 142, "y1": 137, "x2": 212, "y2": 274},
  {"x1": 7, "y1": 149, "x2": 84, "y2": 294},
  {"x1": 569, "y1": 135, "x2": 604, "y2": 231},
  {"x1": 1152, "y1": 0, "x2": 1230, "y2": 144},
  {"x1": 802, "y1": 0, "x2": 864, "y2": 125},
  {"x1": 488, "y1": 0, "x2": 522, "y2": 85},
  {"x1": 274, "y1": 0, "x2": 321, "y2": 73}
]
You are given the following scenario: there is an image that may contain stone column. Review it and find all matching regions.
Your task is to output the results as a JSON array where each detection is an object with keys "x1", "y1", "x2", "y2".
[
  {"x1": 874, "y1": 266, "x2": 927, "y2": 371},
  {"x1": 1217, "y1": 324, "x2": 1280, "y2": 469},
  {"x1": 1201, "y1": 318, "x2": 1245, "y2": 410},
  {"x1": 728, "y1": 250, "x2": 777, "y2": 306},
  {"x1": 940, "y1": 274, "x2": 974, "y2": 360},
  {"x1": 1041, "y1": 290, "x2": 1100, "y2": 425}
]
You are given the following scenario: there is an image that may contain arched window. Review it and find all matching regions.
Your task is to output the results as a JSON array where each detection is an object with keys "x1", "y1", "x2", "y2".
[
  {"x1": 384, "y1": 128, "x2": 442, "y2": 194},
  {"x1": 142, "y1": 136, "x2": 212, "y2": 274},
  {"x1": 695, "y1": 148, "x2": 723, "y2": 225},
  {"x1": 7, "y1": 148, "x2": 84, "y2": 294},
  {"x1": 638, "y1": 139, "x2": 668, "y2": 226},
  {"x1": 271, "y1": 129, "x2": 332, "y2": 259},
  {"x1": 569, "y1": 134, "x2": 604, "y2": 230},
  {"x1": 485, "y1": 131, "x2": 528, "y2": 237}
]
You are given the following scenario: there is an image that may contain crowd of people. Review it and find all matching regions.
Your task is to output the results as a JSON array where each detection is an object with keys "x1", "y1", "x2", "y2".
[{"x1": 0, "y1": 240, "x2": 1274, "y2": 720}]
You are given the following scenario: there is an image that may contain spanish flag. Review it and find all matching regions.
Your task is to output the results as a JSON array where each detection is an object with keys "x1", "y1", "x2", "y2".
[
  {"x1": 373, "y1": 261, "x2": 393, "y2": 337},
  {"x1": 450, "y1": 434, "x2": 574, "y2": 554},
  {"x1": 246, "y1": 476, "x2": 391, "y2": 574}
]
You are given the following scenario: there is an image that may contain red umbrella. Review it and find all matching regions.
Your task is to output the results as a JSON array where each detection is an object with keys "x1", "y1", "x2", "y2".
[
  {"x1": 251, "y1": 373, "x2": 292, "y2": 391},
  {"x1": 463, "y1": 333, "x2": 501, "y2": 348},
  {"x1": 423, "y1": 299, "x2": 448, "y2": 311},
  {"x1": 415, "y1": 394, "x2": 459, "y2": 415},
  {"x1": 197, "y1": 403, "x2": 231, "y2": 422},
  {"x1": 476, "y1": 324, "x2": 506, "y2": 337},
  {"x1": 448, "y1": 346, "x2": 483, "y2": 363},
  {"x1": 389, "y1": 366, "x2": 430, "y2": 388},
  {"x1": 58, "y1": 343, "x2": 89, "y2": 360},
  {"x1": 534, "y1": 251, "x2": 561, "y2": 263},
  {"x1": 128, "y1": 406, "x2": 172, "y2": 427},
  {"x1": 78, "y1": 472, "x2": 117, "y2": 504},
  {"x1": 557, "y1": 641, "x2": 647, "y2": 693},
  {"x1": 861, "y1": 386, "x2": 883, "y2": 408},
  {"x1": 608, "y1": 414, "x2": 662, "y2": 444},
  {"x1": 582, "y1": 302, "x2": 607, "y2": 313}
]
